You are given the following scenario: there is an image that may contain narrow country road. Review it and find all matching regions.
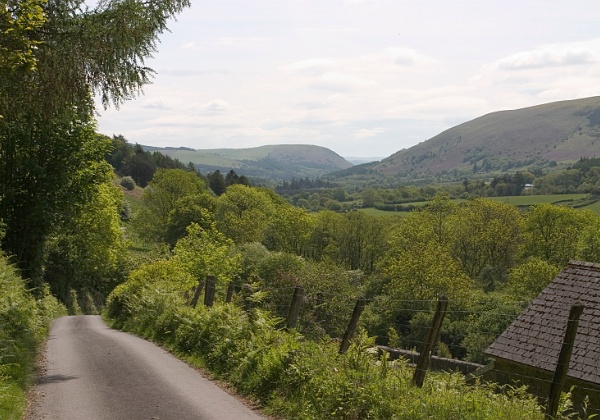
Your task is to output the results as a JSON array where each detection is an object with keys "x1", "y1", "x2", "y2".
[{"x1": 27, "y1": 315, "x2": 266, "y2": 420}]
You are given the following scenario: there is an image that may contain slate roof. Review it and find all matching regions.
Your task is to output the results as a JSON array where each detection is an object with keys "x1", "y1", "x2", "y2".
[{"x1": 485, "y1": 261, "x2": 600, "y2": 385}]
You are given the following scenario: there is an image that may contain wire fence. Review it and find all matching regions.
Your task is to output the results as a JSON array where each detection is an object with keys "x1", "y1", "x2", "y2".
[{"x1": 190, "y1": 278, "x2": 600, "y2": 417}]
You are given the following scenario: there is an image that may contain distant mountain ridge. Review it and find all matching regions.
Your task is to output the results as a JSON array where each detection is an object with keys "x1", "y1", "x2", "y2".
[
  {"x1": 144, "y1": 144, "x2": 352, "y2": 181},
  {"x1": 374, "y1": 96, "x2": 600, "y2": 175}
]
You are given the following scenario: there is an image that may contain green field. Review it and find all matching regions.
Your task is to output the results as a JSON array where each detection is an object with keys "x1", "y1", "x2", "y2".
[
  {"x1": 360, "y1": 194, "x2": 600, "y2": 216},
  {"x1": 584, "y1": 200, "x2": 600, "y2": 213},
  {"x1": 487, "y1": 194, "x2": 588, "y2": 206}
]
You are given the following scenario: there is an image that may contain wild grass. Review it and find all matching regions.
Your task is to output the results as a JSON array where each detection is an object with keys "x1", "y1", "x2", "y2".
[
  {"x1": 0, "y1": 256, "x2": 66, "y2": 419},
  {"x1": 584, "y1": 200, "x2": 600, "y2": 214}
]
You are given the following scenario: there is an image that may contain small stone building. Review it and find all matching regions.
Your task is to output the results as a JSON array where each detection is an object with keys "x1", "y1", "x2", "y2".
[{"x1": 484, "y1": 261, "x2": 600, "y2": 414}]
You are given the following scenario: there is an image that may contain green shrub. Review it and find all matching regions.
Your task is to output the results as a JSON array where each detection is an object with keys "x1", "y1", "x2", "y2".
[
  {"x1": 0, "y1": 256, "x2": 66, "y2": 419},
  {"x1": 120, "y1": 176, "x2": 136, "y2": 191}
]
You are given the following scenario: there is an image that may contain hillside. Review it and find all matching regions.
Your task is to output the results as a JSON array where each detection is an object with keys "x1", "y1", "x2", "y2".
[
  {"x1": 145, "y1": 144, "x2": 352, "y2": 181},
  {"x1": 374, "y1": 96, "x2": 600, "y2": 175}
]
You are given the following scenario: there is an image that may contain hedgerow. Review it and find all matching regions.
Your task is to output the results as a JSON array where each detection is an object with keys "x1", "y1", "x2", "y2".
[
  {"x1": 0, "y1": 255, "x2": 66, "y2": 419},
  {"x1": 106, "y1": 269, "x2": 546, "y2": 419}
]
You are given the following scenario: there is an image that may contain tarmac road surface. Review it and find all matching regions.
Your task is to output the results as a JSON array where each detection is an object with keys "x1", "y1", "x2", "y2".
[{"x1": 26, "y1": 315, "x2": 266, "y2": 420}]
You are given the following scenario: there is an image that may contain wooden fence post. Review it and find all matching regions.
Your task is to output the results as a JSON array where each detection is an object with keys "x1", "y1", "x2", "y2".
[
  {"x1": 339, "y1": 297, "x2": 367, "y2": 354},
  {"x1": 190, "y1": 278, "x2": 205, "y2": 308},
  {"x1": 412, "y1": 296, "x2": 448, "y2": 387},
  {"x1": 545, "y1": 303, "x2": 585, "y2": 419},
  {"x1": 286, "y1": 286, "x2": 304, "y2": 330},
  {"x1": 203, "y1": 275, "x2": 216, "y2": 307},
  {"x1": 225, "y1": 282, "x2": 241, "y2": 303}
]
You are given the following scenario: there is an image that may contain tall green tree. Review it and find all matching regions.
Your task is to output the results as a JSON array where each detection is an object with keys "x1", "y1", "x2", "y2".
[
  {"x1": 336, "y1": 211, "x2": 389, "y2": 273},
  {"x1": 360, "y1": 188, "x2": 380, "y2": 208},
  {"x1": 0, "y1": 0, "x2": 45, "y2": 73},
  {"x1": 0, "y1": 0, "x2": 190, "y2": 284},
  {"x1": 448, "y1": 199, "x2": 522, "y2": 288},
  {"x1": 263, "y1": 205, "x2": 314, "y2": 256},
  {"x1": 380, "y1": 214, "x2": 472, "y2": 302},
  {"x1": 173, "y1": 223, "x2": 240, "y2": 290},
  {"x1": 305, "y1": 210, "x2": 342, "y2": 262},
  {"x1": 504, "y1": 257, "x2": 561, "y2": 301},
  {"x1": 209, "y1": 170, "x2": 227, "y2": 196},
  {"x1": 134, "y1": 168, "x2": 210, "y2": 243},
  {"x1": 576, "y1": 214, "x2": 600, "y2": 263},
  {"x1": 105, "y1": 134, "x2": 134, "y2": 175},
  {"x1": 44, "y1": 171, "x2": 128, "y2": 311},
  {"x1": 366, "y1": 211, "x2": 473, "y2": 348},
  {"x1": 214, "y1": 185, "x2": 277, "y2": 244},
  {"x1": 163, "y1": 194, "x2": 215, "y2": 248},
  {"x1": 522, "y1": 204, "x2": 590, "y2": 265},
  {"x1": 123, "y1": 144, "x2": 157, "y2": 187}
]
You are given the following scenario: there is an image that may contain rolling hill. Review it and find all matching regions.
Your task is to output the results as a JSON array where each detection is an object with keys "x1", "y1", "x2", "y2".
[
  {"x1": 374, "y1": 96, "x2": 600, "y2": 175},
  {"x1": 144, "y1": 144, "x2": 353, "y2": 181}
]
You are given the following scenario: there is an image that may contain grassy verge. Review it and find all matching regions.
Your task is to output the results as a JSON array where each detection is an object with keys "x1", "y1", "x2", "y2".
[
  {"x1": 106, "y1": 276, "x2": 549, "y2": 419},
  {"x1": 0, "y1": 256, "x2": 66, "y2": 419}
]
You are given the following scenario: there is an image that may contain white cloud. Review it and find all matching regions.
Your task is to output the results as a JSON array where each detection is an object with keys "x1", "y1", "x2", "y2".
[
  {"x1": 309, "y1": 72, "x2": 376, "y2": 92},
  {"x1": 294, "y1": 100, "x2": 330, "y2": 110},
  {"x1": 354, "y1": 127, "x2": 389, "y2": 139},
  {"x1": 281, "y1": 58, "x2": 337, "y2": 74},
  {"x1": 365, "y1": 47, "x2": 438, "y2": 67},
  {"x1": 470, "y1": 39, "x2": 600, "y2": 109},
  {"x1": 141, "y1": 99, "x2": 172, "y2": 110},
  {"x1": 216, "y1": 37, "x2": 268, "y2": 47},
  {"x1": 159, "y1": 68, "x2": 229, "y2": 77},
  {"x1": 279, "y1": 47, "x2": 437, "y2": 103},
  {"x1": 494, "y1": 46, "x2": 599, "y2": 70},
  {"x1": 182, "y1": 41, "x2": 199, "y2": 51},
  {"x1": 201, "y1": 99, "x2": 230, "y2": 115},
  {"x1": 386, "y1": 87, "x2": 488, "y2": 122}
]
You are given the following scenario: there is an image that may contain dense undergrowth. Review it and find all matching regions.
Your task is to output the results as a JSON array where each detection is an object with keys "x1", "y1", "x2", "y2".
[
  {"x1": 0, "y1": 256, "x2": 66, "y2": 419},
  {"x1": 106, "y1": 273, "x2": 548, "y2": 419}
]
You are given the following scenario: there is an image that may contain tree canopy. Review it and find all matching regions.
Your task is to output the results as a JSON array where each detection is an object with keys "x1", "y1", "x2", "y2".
[
  {"x1": 133, "y1": 168, "x2": 211, "y2": 244},
  {"x1": 0, "y1": 0, "x2": 45, "y2": 73},
  {"x1": 0, "y1": 0, "x2": 190, "y2": 285}
]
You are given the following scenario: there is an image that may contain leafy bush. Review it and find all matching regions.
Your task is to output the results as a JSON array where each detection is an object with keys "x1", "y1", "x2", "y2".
[
  {"x1": 120, "y1": 176, "x2": 136, "y2": 191},
  {"x1": 106, "y1": 258, "x2": 193, "y2": 327}
]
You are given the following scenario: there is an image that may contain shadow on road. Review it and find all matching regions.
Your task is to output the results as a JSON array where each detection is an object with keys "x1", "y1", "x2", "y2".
[{"x1": 39, "y1": 374, "x2": 78, "y2": 384}]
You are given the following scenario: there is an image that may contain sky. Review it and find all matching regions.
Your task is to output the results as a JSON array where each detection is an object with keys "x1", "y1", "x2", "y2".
[{"x1": 94, "y1": 0, "x2": 600, "y2": 158}]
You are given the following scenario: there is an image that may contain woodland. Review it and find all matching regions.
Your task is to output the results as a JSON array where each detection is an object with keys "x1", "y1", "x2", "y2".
[{"x1": 1, "y1": 1, "x2": 599, "y2": 419}]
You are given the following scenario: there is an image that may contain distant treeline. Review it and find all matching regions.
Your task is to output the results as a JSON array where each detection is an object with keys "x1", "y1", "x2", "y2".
[
  {"x1": 466, "y1": 157, "x2": 600, "y2": 197},
  {"x1": 105, "y1": 135, "x2": 193, "y2": 187},
  {"x1": 276, "y1": 177, "x2": 338, "y2": 194},
  {"x1": 374, "y1": 203, "x2": 421, "y2": 212},
  {"x1": 104, "y1": 135, "x2": 249, "y2": 193}
]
